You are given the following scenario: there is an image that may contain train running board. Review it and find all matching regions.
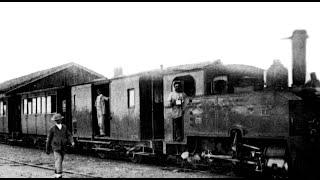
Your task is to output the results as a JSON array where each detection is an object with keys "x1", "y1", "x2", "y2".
[
  {"x1": 92, "y1": 147, "x2": 115, "y2": 152},
  {"x1": 202, "y1": 154, "x2": 259, "y2": 166}
]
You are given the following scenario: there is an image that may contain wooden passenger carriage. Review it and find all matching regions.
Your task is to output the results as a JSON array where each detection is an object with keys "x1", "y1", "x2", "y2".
[{"x1": 0, "y1": 62, "x2": 104, "y2": 144}]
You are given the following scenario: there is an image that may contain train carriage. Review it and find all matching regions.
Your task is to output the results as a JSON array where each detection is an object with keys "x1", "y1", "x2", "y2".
[
  {"x1": 72, "y1": 70, "x2": 166, "y2": 160},
  {"x1": 0, "y1": 62, "x2": 104, "y2": 144}
]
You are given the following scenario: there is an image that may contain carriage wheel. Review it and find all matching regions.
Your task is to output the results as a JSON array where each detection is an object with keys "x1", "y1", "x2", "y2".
[
  {"x1": 97, "y1": 151, "x2": 108, "y2": 159},
  {"x1": 130, "y1": 153, "x2": 142, "y2": 163}
]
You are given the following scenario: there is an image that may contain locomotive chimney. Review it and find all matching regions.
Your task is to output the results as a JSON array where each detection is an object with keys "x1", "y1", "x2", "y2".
[{"x1": 290, "y1": 29, "x2": 308, "y2": 87}]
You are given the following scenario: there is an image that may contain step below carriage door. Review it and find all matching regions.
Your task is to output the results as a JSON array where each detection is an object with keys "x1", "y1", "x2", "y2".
[{"x1": 71, "y1": 84, "x2": 93, "y2": 138}]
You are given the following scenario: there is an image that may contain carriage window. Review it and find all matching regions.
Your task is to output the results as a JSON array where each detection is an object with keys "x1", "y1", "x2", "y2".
[
  {"x1": 23, "y1": 99, "x2": 28, "y2": 114},
  {"x1": 37, "y1": 97, "x2": 41, "y2": 114},
  {"x1": 0, "y1": 101, "x2": 3, "y2": 116},
  {"x1": 47, "y1": 96, "x2": 51, "y2": 113},
  {"x1": 41, "y1": 97, "x2": 46, "y2": 114},
  {"x1": 28, "y1": 98, "x2": 32, "y2": 114},
  {"x1": 47, "y1": 95, "x2": 56, "y2": 114},
  {"x1": 3, "y1": 103, "x2": 6, "y2": 116},
  {"x1": 128, "y1": 89, "x2": 135, "y2": 108},
  {"x1": 32, "y1": 98, "x2": 37, "y2": 114},
  {"x1": 0, "y1": 101, "x2": 7, "y2": 116},
  {"x1": 51, "y1": 95, "x2": 57, "y2": 113}
]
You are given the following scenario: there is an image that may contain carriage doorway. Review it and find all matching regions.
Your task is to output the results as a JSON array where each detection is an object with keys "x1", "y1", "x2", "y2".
[{"x1": 92, "y1": 83, "x2": 110, "y2": 137}]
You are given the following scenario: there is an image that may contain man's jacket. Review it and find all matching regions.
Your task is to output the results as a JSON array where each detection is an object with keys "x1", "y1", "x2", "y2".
[{"x1": 46, "y1": 124, "x2": 73, "y2": 152}]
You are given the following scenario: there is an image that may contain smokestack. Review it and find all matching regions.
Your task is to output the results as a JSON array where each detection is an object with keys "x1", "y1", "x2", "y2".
[
  {"x1": 113, "y1": 67, "x2": 123, "y2": 78},
  {"x1": 291, "y1": 29, "x2": 308, "y2": 87}
]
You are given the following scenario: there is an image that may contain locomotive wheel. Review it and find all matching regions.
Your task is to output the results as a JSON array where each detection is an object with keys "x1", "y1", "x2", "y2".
[
  {"x1": 232, "y1": 163, "x2": 246, "y2": 177},
  {"x1": 130, "y1": 154, "x2": 143, "y2": 163},
  {"x1": 210, "y1": 159, "x2": 231, "y2": 174}
]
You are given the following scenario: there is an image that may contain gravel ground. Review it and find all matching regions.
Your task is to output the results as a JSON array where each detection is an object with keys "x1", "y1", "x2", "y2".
[
  {"x1": 0, "y1": 143, "x2": 236, "y2": 178},
  {"x1": 0, "y1": 159, "x2": 85, "y2": 178}
]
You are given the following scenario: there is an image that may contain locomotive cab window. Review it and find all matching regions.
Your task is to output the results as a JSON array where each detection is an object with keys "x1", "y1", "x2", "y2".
[
  {"x1": 172, "y1": 75, "x2": 196, "y2": 97},
  {"x1": 233, "y1": 76, "x2": 259, "y2": 93},
  {"x1": 208, "y1": 75, "x2": 229, "y2": 95},
  {"x1": 214, "y1": 76, "x2": 227, "y2": 94}
]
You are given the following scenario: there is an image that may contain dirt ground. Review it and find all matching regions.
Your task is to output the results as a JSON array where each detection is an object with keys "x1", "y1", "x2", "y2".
[{"x1": 0, "y1": 143, "x2": 236, "y2": 178}]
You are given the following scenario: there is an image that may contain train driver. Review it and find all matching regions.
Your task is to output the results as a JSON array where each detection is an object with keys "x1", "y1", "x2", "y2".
[
  {"x1": 167, "y1": 81, "x2": 186, "y2": 141},
  {"x1": 305, "y1": 72, "x2": 320, "y2": 88}
]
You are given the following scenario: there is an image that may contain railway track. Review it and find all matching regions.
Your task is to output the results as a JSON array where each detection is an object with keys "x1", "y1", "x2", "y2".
[
  {"x1": 0, "y1": 141, "x2": 240, "y2": 178},
  {"x1": 0, "y1": 156, "x2": 103, "y2": 178}
]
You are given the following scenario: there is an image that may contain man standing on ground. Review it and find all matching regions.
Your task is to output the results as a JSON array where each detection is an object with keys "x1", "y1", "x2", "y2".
[{"x1": 46, "y1": 113, "x2": 74, "y2": 178}]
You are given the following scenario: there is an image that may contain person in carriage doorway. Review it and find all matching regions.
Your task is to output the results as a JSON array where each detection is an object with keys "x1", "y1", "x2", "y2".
[
  {"x1": 95, "y1": 89, "x2": 109, "y2": 136},
  {"x1": 46, "y1": 113, "x2": 75, "y2": 178},
  {"x1": 167, "y1": 81, "x2": 187, "y2": 142}
]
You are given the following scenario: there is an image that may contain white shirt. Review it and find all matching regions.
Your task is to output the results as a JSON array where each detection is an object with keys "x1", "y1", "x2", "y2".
[
  {"x1": 56, "y1": 124, "x2": 62, "y2": 130},
  {"x1": 167, "y1": 91, "x2": 187, "y2": 118},
  {"x1": 95, "y1": 94, "x2": 109, "y2": 114}
]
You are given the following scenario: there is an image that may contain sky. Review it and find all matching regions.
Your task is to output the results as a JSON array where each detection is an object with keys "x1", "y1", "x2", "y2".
[{"x1": 0, "y1": 2, "x2": 320, "y2": 85}]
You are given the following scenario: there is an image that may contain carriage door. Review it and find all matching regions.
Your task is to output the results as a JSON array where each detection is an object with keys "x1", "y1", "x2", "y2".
[
  {"x1": 140, "y1": 76, "x2": 164, "y2": 140},
  {"x1": 71, "y1": 84, "x2": 93, "y2": 138},
  {"x1": 8, "y1": 95, "x2": 21, "y2": 134}
]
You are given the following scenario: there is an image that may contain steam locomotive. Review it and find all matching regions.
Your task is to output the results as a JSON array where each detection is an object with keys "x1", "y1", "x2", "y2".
[{"x1": 0, "y1": 29, "x2": 319, "y2": 178}]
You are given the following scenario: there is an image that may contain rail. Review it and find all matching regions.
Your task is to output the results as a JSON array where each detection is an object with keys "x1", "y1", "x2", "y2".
[{"x1": 0, "y1": 156, "x2": 102, "y2": 178}]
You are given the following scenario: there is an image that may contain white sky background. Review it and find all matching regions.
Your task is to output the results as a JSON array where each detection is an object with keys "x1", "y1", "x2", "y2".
[{"x1": 0, "y1": 2, "x2": 319, "y2": 84}]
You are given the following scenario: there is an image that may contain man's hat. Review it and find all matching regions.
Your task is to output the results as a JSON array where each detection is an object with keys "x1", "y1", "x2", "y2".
[{"x1": 51, "y1": 113, "x2": 64, "y2": 121}]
